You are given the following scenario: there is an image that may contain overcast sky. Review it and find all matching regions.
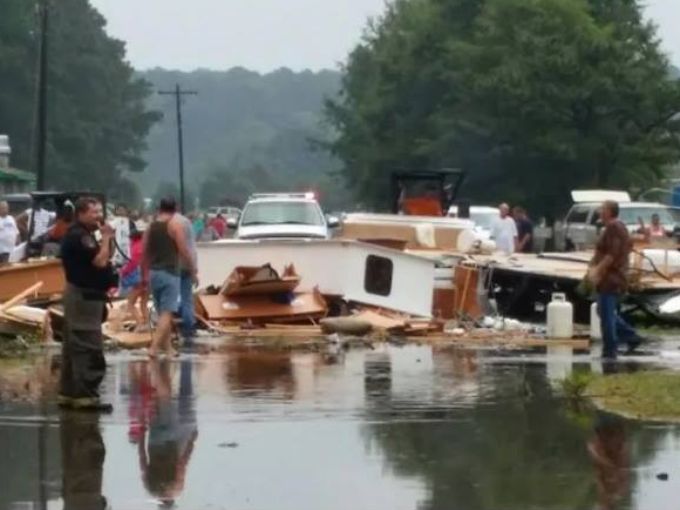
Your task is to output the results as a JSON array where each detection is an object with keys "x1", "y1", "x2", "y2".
[{"x1": 90, "y1": 0, "x2": 680, "y2": 72}]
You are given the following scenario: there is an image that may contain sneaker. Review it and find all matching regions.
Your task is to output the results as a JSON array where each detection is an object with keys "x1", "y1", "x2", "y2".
[{"x1": 624, "y1": 338, "x2": 642, "y2": 355}]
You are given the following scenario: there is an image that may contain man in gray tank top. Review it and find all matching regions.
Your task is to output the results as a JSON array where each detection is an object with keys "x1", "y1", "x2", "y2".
[{"x1": 143, "y1": 197, "x2": 197, "y2": 357}]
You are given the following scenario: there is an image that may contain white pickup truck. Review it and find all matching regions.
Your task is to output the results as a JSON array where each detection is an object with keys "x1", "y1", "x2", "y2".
[{"x1": 229, "y1": 193, "x2": 339, "y2": 240}]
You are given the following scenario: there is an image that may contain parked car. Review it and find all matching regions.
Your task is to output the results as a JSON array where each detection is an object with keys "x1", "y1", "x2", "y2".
[
  {"x1": 555, "y1": 190, "x2": 675, "y2": 250},
  {"x1": 447, "y1": 205, "x2": 498, "y2": 240},
  {"x1": 229, "y1": 193, "x2": 339, "y2": 240}
]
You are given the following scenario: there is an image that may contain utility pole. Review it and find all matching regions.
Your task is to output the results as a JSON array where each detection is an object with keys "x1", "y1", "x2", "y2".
[
  {"x1": 158, "y1": 84, "x2": 197, "y2": 213},
  {"x1": 35, "y1": 0, "x2": 50, "y2": 190}
]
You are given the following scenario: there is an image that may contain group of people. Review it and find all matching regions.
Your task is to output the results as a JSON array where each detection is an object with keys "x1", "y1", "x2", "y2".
[
  {"x1": 59, "y1": 196, "x2": 198, "y2": 412},
  {"x1": 189, "y1": 212, "x2": 228, "y2": 241},
  {"x1": 27, "y1": 189, "x2": 650, "y2": 414},
  {"x1": 489, "y1": 202, "x2": 535, "y2": 255},
  {"x1": 490, "y1": 199, "x2": 645, "y2": 359}
]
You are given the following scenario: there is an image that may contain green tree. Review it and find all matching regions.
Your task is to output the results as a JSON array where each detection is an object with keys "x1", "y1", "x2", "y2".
[
  {"x1": 140, "y1": 67, "x2": 349, "y2": 208},
  {"x1": 0, "y1": 0, "x2": 160, "y2": 192},
  {"x1": 0, "y1": 0, "x2": 37, "y2": 169},
  {"x1": 326, "y1": 0, "x2": 680, "y2": 214}
]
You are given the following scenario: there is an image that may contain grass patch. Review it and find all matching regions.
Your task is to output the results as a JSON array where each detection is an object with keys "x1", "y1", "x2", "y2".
[
  {"x1": 0, "y1": 333, "x2": 42, "y2": 359},
  {"x1": 560, "y1": 371, "x2": 594, "y2": 401},
  {"x1": 588, "y1": 371, "x2": 680, "y2": 422}
]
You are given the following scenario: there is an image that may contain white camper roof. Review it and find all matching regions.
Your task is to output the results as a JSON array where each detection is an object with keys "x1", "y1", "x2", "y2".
[{"x1": 571, "y1": 190, "x2": 631, "y2": 204}]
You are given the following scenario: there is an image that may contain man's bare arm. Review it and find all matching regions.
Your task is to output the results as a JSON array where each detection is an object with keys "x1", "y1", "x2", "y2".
[{"x1": 169, "y1": 219, "x2": 196, "y2": 274}]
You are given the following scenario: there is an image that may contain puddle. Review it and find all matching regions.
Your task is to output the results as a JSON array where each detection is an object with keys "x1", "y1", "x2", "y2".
[{"x1": 1, "y1": 344, "x2": 680, "y2": 509}]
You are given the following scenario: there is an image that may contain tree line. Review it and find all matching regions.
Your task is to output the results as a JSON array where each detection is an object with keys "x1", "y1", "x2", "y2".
[
  {"x1": 0, "y1": 0, "x2": 159, "y2": 203},
  {"x1": 325, "y1": 0, "x2": 680, "y2": 215},
  {"x1": 139, "y1": 67, "x2": 349, "y2": 211}
]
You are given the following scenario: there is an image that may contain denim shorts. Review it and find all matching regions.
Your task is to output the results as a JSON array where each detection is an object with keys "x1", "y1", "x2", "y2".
[{"x1": 150, "y1": 270, "x2": 180, "y2": 314}]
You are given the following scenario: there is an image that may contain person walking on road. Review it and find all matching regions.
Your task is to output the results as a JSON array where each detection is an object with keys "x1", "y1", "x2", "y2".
[
  {"x1": 176, "y1": 212, "x2": 198, "y2": 343},
  {"x1": 513, "y1": 206, "x2": 534, "y2": 253},
  {"x1": 590, "y1": 200, "x2": 643, "y2": 359},
  {"x1": 120, "y1": 222, "x2": 149, "y2": 332},
  {"x1": 143, "y1": 198, "x2": 197, "y2": 358},
  {"x1": 59, "y1": 197, "x2": 116, "y2": 412},
  {"x1": 0, "y1": 200, "x2": 18, "y2": 263},
  {"x1": 491, "y1": 203, "x2": 518, "y2": 254}
]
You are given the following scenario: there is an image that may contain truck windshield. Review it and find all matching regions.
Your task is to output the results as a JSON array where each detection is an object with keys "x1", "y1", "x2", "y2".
[{"x1": 241, "y1": 202, "x2": 324, "y2": 226}]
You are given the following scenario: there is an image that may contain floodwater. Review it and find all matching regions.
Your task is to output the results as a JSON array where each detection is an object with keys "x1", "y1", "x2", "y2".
[{"x1": 2, "y1": 344, "x2": 680, "y2": 510}]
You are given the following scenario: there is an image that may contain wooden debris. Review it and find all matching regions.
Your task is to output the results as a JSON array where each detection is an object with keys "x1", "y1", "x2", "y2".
[
  {"x1": 103, "y1": 326, "x2": 153, "y2": 349},
  {"x1": 207, "y1": 321, "x2": 325, "y2": 338},
  {"x1": 220, "y1": 264, "x2": 301, "y2": 297},
  {"x1": 198, "y1": 287, "x2": 327, "y2": 324},
  {"x1": 320, "y1": 317, "x2": 373, "y2": 336},
  {"x1": 0, "y1": 282, "x2": 48, "y2": 339},
  {"x1": 0, "y1": 260, "x2": 64, "y2": 302},
  {"x1": 351, "y1": 310, "x2": 406, "y2": 332},
  {"x1": 0, "y1": 281, "x2": 44, "y2": 314}
]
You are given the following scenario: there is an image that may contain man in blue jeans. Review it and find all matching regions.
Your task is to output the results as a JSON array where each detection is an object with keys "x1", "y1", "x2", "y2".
[
  {"x1": 177, "y1": 213, "x2": 198, "y2": 344},
  {"x1": 143, "y1": 198, "x2": 197, "y2": 358},
  {"x1": 590, "y1": 200, "x2": 642, "y2": 359}
]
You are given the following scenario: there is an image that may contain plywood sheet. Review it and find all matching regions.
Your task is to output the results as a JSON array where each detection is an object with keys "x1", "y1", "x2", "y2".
[
  {"x1": 198, "y1": 290, "x2": 327, "y2": 322},
  {"x1": 220, "y1": 265, "x2": 301, "y2": 297},
  {"x1": 0, "y1": 260, "x2": 65, "y2": 302},
  {"x1": 341, "y1": 222, "x2": 462, "y2": 250}
]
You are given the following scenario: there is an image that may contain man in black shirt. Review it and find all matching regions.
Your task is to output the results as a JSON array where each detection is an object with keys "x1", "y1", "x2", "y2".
[
  {"x1": 513, "y1": 206, "x2": 534, "y2": 254},
  {"x1": 59, "y1": 197, "x2": 115, "y2": 412}
]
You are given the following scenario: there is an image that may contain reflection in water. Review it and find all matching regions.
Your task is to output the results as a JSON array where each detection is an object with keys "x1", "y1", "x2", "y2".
[
  {"x1": 225, "y1": 351, "x2": 295, "y2": 398},
  {"x1": 588, "y1": 413, "x2": 631, "y2": 510},
  {"x1": 132, "y1": 359, "x2": 198, "y2": 507},
  {"x1": 5, "y1": 348, "x2": 680, "y2": 509},
  {"x1": 60, "y1": 412, "x2": 106, "y2": 510},
  {"x1": 364, "y1": 352, "x2": 392, "y2": 402},
  {"x1": 364, "y1": 361, "x2": 598, "y2": 510}
]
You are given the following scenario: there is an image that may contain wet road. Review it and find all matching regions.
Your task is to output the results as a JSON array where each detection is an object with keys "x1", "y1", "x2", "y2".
[{"x1": 2, "y1": 344, "x2": 680, "y2": 510}]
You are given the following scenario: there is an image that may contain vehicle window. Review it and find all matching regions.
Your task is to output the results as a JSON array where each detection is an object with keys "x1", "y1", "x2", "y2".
[
  {"x1": 619, "y1": 207, "x2": 675, "y2": 226},
  {"x1": 364, "y1": 255, "x2": 393, "y2": 296},
  {"x1": 566, "y1": 206, "x2": 589, "y2": 224},
  {"x1": 470, "y1": 211, "x2": 498, "y2": 230},
  {"x1": 241, "y1": 202, "x2": 324, "y2": 226},
  {"x1": 590, "y1": 210, "x2": 601, "y2": 226},
  {"x1": 670, "y1": 208, "x2": 680, "y2": 223}
]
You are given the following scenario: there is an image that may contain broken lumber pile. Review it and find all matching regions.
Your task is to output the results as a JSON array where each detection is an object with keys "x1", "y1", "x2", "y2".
[{"x1": 197, "y1": 265, "x2": 328, "y2": 325}]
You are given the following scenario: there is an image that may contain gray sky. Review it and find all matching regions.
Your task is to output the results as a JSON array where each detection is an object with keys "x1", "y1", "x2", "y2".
[{"x1": 90, "y1": 0, "x2": 680, "y2": 72}]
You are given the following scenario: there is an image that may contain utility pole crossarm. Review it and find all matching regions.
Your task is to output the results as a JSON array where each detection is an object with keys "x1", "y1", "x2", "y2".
[{"x1": 158, "y1": 84, "x2": 198, "y2": 213}]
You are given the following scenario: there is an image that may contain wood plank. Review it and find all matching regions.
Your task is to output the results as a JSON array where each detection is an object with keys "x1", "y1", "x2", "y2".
[
  {"x1": 351, "y1": 310, "x2": 405, "y2": 332},
  {"x1": 412, "y1": 335, "x2": 590, "y2": 349},
  {"x1": 198, "y1": 290, "x2": 327, "y2": 322}
]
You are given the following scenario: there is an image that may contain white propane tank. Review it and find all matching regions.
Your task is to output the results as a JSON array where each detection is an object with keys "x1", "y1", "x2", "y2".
[
  {"x1": 547, "y1": 293, "x2": 574, "y2": 339},
  {"x1": 590, "y1": 302, "x2": 602, "y2": 340}
]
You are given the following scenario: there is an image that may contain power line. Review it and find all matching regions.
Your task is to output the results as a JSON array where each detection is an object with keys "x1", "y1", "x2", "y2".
[
  {"x1": 158, "y1": 84, "x2": 197, "y2": 213},
  {"x1": 35, "y1": 0, "x2": 49, "y2": 191}
]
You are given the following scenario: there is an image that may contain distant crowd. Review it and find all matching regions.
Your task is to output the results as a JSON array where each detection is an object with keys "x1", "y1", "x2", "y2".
[
  {"x1": 187, "y1": 212, "x2": 230, "y2": 242},
  {"x1": 490, "y1": 203, "x2": 534, "y2": 255}
]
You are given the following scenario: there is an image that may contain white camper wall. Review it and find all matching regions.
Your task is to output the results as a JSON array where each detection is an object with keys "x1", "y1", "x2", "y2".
[{"x1": 196, "y1": 239, "x2": 435, "y2": 317}]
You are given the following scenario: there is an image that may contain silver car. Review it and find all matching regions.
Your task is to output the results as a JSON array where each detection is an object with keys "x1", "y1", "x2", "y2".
[{"x1": 557, "y1": 201, "x2": 675, "y2": 250}]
